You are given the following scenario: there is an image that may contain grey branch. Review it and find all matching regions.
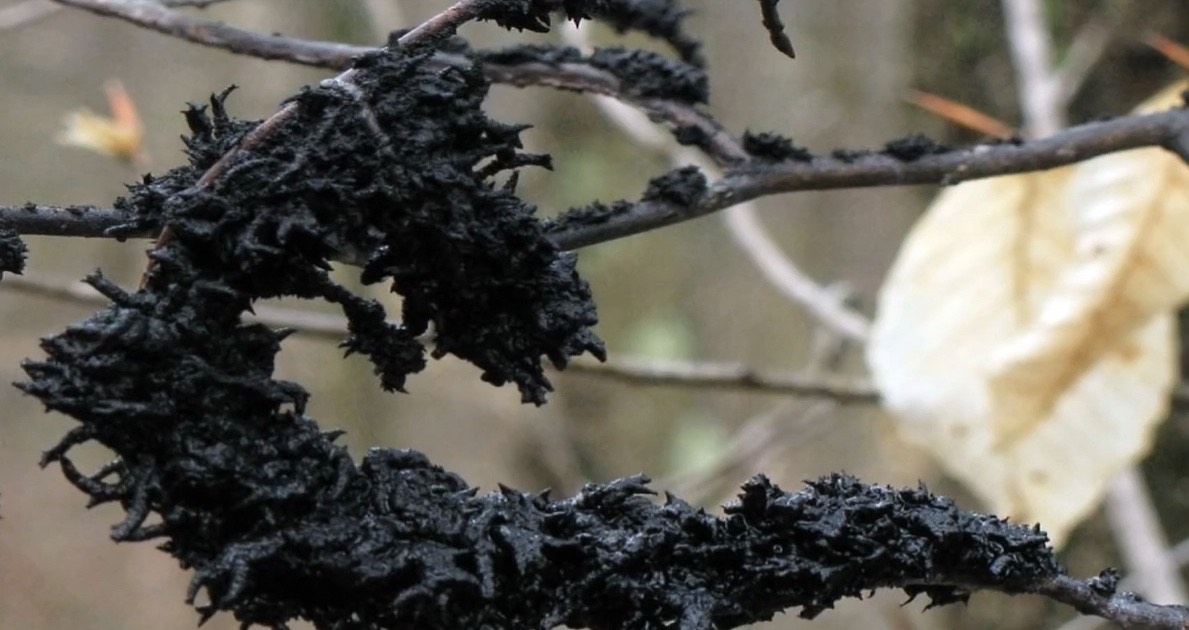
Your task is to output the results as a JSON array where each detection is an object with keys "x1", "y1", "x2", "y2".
[
  {"x1": 1037, "y1": 574, "x2": 1189, "y2": 629},
  {"x1": 3, "y1": 204, "x2": 142, "y2": 238},
  {"x1": 8, "y1": 109, "x2": 1189, "y2": 250},
  {"x1": 566, "y1": 355, "x2": 877, "y2": 402},
  {"x1": 49, "y1": 0, "x2": 368, "y2": 67}
]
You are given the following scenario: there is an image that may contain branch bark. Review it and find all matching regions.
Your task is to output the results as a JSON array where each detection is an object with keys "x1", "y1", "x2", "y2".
[{"x1": 9, "y1": 108, "x2": 1189, "y2": 252}]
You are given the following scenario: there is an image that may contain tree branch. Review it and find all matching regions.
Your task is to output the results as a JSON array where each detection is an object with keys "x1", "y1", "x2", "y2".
[
  {"x1": 567, "y1": 355, "x2": 878, "y2": 402},
  {"x1": 2, "y1": 204, "x2": 141, "y2": 238},
  {"x1": 49, "y1": 0, "x2": 368, "y2": 67},
  {"x1": 560, "y1": 22, "x2": 870, "y2": 341},
  {"x1": 7, "y1": 107, "x2": 1189, "y2": 249},
  {"x1": 545, "y1": 107, "x2": 1189, "y2": 249},
  {"x1": 1002, "y1": 0, "x2": 1064, "y2": 135},
  {"x1": 1037, "y1": 574, "x2": 1189, "y2": 629}
]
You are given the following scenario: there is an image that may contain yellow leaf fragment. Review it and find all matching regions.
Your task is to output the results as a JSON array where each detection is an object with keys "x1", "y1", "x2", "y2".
[
  {"x1": 56, "y1": 80, "x2": 146, "y2": 165},
  {"x1": 987, "y1": 80, "x2": 1189, "y2": 442},
  {"x1": 869, "y1": 78, "x2": 1189, "y2": 545},
  {"x1": 868, "y1": 164, "x2": 1176, "y2": 545}
]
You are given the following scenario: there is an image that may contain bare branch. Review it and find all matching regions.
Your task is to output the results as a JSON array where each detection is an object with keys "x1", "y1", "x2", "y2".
[
  {"x1": 7, "y1": 107, "x2": 1189, "y2": 249},
  {"x1": 1055, "y1": 17, "x2": 1116, "y2": 108},
  {"x1": 721, "y1": 207, "x2": 871, "y2": 340},
  {"x1": 547, "y1": 107, "x2": 1189, "y2": 249},
  {"x1": 49, "y1": 0, "x2": 367, "y2": 68},
  {"x1": 567, "y1": 355, "x2": 878, "y2": 402},
  {"x1": 398, "y1": 0, "x2": 493, "y2": 44},
  {"x1": 1036, "y1": 574, "x2": 1189, "y2": 629},
  {"x1": 1, "y1": 204, "x2": 140, "y2": 238},
  {"x1": 1105, "y1": 470, "x2": 1189, "y2": 604},
  {"x1": 2, "y1": 273, "x2": 354, "y2": 338},
  {"x1": 1, "y1": 270, "x2": 876, "y2": 402},
  {"x1": 1002, "y1": 0, "x2": 1065, "y2": 136},
  {"x1": 755, "y1": 0, "x2": 795, "y2": 59}
]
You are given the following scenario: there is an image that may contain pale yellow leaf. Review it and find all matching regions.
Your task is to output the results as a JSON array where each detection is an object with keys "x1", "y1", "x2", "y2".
[
  {"x1": 868, "y1": 159, "x2": 1176, "y2": 545},
  {"x1": 987, "y1": 80, "x2": 1189, "y2": 442},
  {"x1": 56, "y1": 80, "x2": 145, "y2": 165}
]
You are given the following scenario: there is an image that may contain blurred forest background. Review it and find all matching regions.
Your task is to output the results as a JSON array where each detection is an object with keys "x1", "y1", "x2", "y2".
[{"x1": 1, "y1": 1, "x2": 1188, "y2": 628}]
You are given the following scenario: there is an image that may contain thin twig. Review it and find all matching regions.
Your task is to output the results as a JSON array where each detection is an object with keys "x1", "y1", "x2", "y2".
[
  {"x1": 1, "y1": 270, "x2": 878, "y2": 401},
  {"x1": 755, "y1": 0, "x2": 795, "y2": 58},
  {"x1": 658, "y1": 284, "x2": 859, "y2": 507},
  {"x1": 1002, "y1": 0, "x2": 1065, "y2": 135},
  {"x1": 1, "y1": 204, "x2": 138, "y2": 237},
  {"x1": 721, "y1": 207, "x2": 871, "y2": 340},
  {"x1": 13, "y1": 272, "x2": 1189, "y2": 419},
  {"x1": 545, "y1": 106, "x2": 1189, "y2": 250},
  {"x1": 48, "y1": 0, "x2": 368, "y2": 67},
  {"x1": 1055, "y1": 17, "x2": 1116, "y2": 108},
  {"x1": 1035, "y1": 574, "x2": 1189, "y2": 629},
  {"x1": 566, "y1": 355, "x2": 878, "y2": 402},
  {"x1": 1104, "y1": 470, "x2": 1189, "y2": 604},
  {"x1": 661, "y1": 400, "x2": 836, "y2": 506},
  {"x1": 1, "y1": 273, "x2": 352, "y2": 338},
  {"x1": 398, "y1": 0, "x2": 492, "y2": 44}
]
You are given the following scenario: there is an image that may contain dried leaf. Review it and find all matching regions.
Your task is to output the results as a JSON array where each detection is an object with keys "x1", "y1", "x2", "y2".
[
  {"x1": 56, "y1": 80, "x2": 145, "y2": 165},
  {"x1": 868, "y1": 78, "x2": 1188, "y2": 544},
  {"x1": 988, "y1": 81, "x2": 1189, "y2": 442}
]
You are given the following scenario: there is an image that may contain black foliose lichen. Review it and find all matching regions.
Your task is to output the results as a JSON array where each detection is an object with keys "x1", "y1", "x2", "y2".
[
  {"x1": 884, "y1": 133, "x2": 950, "y2": 161},
  {"x1": 108, "y1": 47, "x2": 604, "y2": 403},
  {"x1": 641, "y1": 165, "x2": 707, "y2": 206},
  {"x1": 14, "y1": 4, "x2": 1074, "y2": 629},
  {"x1": 481, "y1": 44, "x2": 709, "y2": 104},
  {"x1": 476, "y1": 0, "x2": 703, "y2": 68},
  {"x1": 598, "y1": 0, "x2": 704, "y2": 66},
  {"x1": 743, "y1": 130, "x2": 814, "y2": 162},
  {"x1": 0, "y1": 223, "x2": 26, "y2": 278}
]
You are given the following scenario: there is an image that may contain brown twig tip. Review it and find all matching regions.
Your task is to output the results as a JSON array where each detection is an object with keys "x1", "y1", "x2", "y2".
[
  {"x1": 1144, "y1": 33, "x2": 1189, "y2": 71},
  {"x1": 757, "y1": 0, "x2": 795, "y2": 59},
  {"x1": 905, "y1": 89, "x2": 1016, "y2": 139}
]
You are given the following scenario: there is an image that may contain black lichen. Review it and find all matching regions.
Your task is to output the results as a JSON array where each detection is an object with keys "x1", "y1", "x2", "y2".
[
  {"x1": 18, "y1": 318, "x2": 1078, "y2": 630},
  {"x1": 641, "y1": 165, "x2": 707, "y2": 206},
  {"x1": 0, "y1": 222, "x2": 26, "y2": 278},
  {"x1": 110, "y1": 48, "x2": 604, "y2": 403},
  {"x1": 884, "y1": 133, "x2": 950, "y2": 161},
  {"x1": 12, "y1": 6, "x2": 1077, "y2": 630},
  {"x1": 597, "y1": 0, "x2": 704, "y2": 67},
  {"x1": 476, "y1": 0, "x2": 703, "y2": 68},
  {"x1": 482, "y1": 44, "x2": 709, "y2": 104},
  {"x1": 476, "y1": 0, "x2": 607, "y2": 33},
  {"x1": 743, "y1": 131, "x2": 814, "y2": 162},
  {"x1": 545, "y1": 166, "x2": 707, "y2": 242},
  {"x1": 545, "y1": 200, "x2": 634, "y2": 236}
]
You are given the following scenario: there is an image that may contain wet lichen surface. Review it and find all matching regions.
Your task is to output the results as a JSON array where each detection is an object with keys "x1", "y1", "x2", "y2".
[
  {"x1": 0, "y1": 223, "x2": 26, "y2": 278},
  {"x1": 4, "y1": 2, "x2": 1081, "y2": 629}
]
